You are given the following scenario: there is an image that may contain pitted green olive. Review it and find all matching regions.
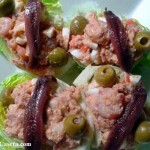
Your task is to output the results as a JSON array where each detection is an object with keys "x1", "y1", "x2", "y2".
[
  {"x1": 0, "y1": 0, "x2": 15, "y2": 17},
  {"x1": 0, "y1": 87, "x2": 14, "y2": 106},
  {"x1": 94, "y1": 65, "x2": 117, "y2": 87},
  {"x1": 48, "y1": 47, "x2": 68, "y2": 67},
  {"x1": 134, "y1": 31, "x2": 150, "y2": 51},
  {"x1": 64, "y1": 114, "x2": 87, "y2": 139},
  {"x1": 70, "y1": 16, "x2": 88, "y2": 35},
  {"x1": 135, "y1": 121, "x2": 150, "y2": 143}
]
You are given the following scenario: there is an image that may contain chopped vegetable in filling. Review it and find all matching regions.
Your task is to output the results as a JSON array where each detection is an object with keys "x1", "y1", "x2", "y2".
[
  {"x1": 69, "y1": 12, "x2": 143, "y2": 66},
  {"x1": 4, "y1": 79, "x2": 87, "y2": 149},
  {"x1": 0, "y1": 0, "x2": 70, "y2": 68}
]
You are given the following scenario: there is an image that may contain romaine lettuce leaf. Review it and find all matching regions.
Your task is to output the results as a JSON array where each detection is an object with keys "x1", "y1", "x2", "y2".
[
  {"x1": 41, "y1": 0, "x2": 62, "y2": 18},
  {"x1": 0, "y1": 73, "x2": 36, "y2": 89},
  {"x1": 0, "y1": 37, "x2": 16, "y2": 62},
  {"x1": 22, "y1": 0, "x2": 62, "y2": 18},
  {"x1": 0, "y1": 73, "x2": 36, "y2": 149},
  {"x1": 0, "y1": 103, "x2": 6, "y2": 129}
]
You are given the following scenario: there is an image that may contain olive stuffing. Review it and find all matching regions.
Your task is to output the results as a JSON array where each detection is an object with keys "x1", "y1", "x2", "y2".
[{"x1": 134, "y1": 31, "x2": 150, "y2": 51}]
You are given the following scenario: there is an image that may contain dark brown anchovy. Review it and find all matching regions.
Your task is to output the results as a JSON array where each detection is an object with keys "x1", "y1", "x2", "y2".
[
  {"x1": 25, "y1": 0, "x2": 41, "y2": 68},
  {"x1": 103, "y1": 82, "x2": 147, "y2": 150},
  {"x1": 104, "y1": 9, "x2": 132, "y2": 73},
  {"x1": 23, "y1": 75, "x2": 57, "y2": 150}
]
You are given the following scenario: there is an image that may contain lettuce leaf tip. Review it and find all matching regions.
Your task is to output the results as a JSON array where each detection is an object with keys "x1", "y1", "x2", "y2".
[
  {"x1": 0, "y1": 73, "x2": 35, "y2": 89},
  {"x1": 41, "y1": 0, "x2": 63, "y2": 18}
]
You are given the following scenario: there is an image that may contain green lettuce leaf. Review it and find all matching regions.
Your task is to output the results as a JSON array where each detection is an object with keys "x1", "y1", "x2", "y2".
[
  {"x1": 0, "y1": 103, "x2": 6, "y2": 129},
  {"x1": 41, "y1": 0, "x2": 62, "y2": 18},
  {"x1": 22, "y1": 0, "x2": 62, "y2": 17},
  {"x1": 0, "y1": 73, "x2": 36, "y2": 149},
  {"x1": 0, "y1": 73, "x2": 36, "y2": 89},
  {"x1": 0, "y1": 37, "x2": 16, "y2": 61}
]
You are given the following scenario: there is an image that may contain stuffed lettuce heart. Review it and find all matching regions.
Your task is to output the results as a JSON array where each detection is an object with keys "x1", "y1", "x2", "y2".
[
  {"x1": 69, "y1": 9, "x2": 150, "y2": 72},
  {"x1": 73, "y1": 65, "x2": 147, "y2": 149},
  {"x1": 0, "y1": 73, "x2": 94, "y2": 150},
  {"x1": 0, "y1": 0, "x2": 82, "y2": 83}
]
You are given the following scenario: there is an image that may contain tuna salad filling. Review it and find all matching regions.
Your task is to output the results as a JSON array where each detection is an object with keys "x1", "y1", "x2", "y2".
[
  {"x1": 0, "y1": 0, "x2": 70, "y2": 71},
  {"x1": 73, "y1": 65, "x2": 146, "y2": 149},
  {"x1": 4, "y1": 78, "x2": 92, "y2": 150},
  {"x1": 0, "y1": 65, "x2": 147, "y2": 150},
  {"x1": 84, "y1": 77, "x2": 134, "y2": 145},
  {"x1": 0, "y1": 0, "x2": 149, "y2": 149},
  {"x1": 0, "y1": 0, "x2": 150, "y2": 75},
  {"x1": 69, "y1": 11, "x2": 143, "y2": 66}
]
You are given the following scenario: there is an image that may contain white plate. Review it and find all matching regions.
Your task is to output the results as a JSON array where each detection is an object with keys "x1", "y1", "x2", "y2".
[{"x1": 61, "y1": 0, "x2": 150, "y2": 29}]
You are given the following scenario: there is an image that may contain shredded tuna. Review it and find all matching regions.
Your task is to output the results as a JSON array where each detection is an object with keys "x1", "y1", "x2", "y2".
[
  {"x1": 5, "y1": 81, "x2": 85, "y2": 149},
  {"x1": 84, "y1": 12, "x2": 110, "y2": 46},
  {"x1": 69, "y1": 12, "x2": 143, "y2": 67},
  {"x1": 0, "y1": 0, "x2": 68, "y2": 68},
  {"x1": 85, "y1": 79, "x2": 134, "y2": 144},
  {"x1": 125, "y1": 22, "x2": 142, "y2": 55},
  {"x1": 100, "y1": 44, "x2": 118, "y2": 64},
  {"x1": 5, "y1": 80, "x2": 35, "y2": 139},
  {"x1": 0, "y1": 17, "x2": 13, "y2": 37}
]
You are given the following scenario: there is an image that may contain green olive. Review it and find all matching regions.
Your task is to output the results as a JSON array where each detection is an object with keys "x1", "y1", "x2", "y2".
[
  {"x1": 135, "y1": 121, "x2": 150, "y2": 143},
  {"x1": 94, "y1": 65, "x2": 117, "y2": 87},
  {"x1": 0, "y1": 87, "x2": 14, "y2": 106},
  {"x1": 0, "y1": 0, "x2": 15, "y2": 17},
  {"x1": 48, "y1": 47, "x2": 68, "y2": 67},
  {"x1": 134, "y1": 31, "x2": 150, "y2": 51},
  {"x1": 23, "y1": 0, "x2": 27, "y2": 5},
  {"x1": 70, "y1": 16, "x2": 88, "y2": 35},
  {"x1": 64, "y1": 114, "x2": 87, "y2": 139}
]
